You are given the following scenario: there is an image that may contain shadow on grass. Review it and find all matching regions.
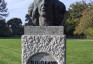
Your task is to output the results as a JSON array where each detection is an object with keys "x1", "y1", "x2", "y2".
[{"x1": 0, "y1": 36, "x2": 21, "y2": 39}]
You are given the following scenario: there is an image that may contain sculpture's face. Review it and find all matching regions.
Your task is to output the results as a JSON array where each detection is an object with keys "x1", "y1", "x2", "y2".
[{"x1": 37, "y1": 0, "x2": 53, "y2": 17}]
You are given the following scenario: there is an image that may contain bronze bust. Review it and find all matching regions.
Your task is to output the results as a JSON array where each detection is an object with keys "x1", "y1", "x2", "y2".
[{"x1": 28, "y1": 0, "x2": 66, "y2": 26}]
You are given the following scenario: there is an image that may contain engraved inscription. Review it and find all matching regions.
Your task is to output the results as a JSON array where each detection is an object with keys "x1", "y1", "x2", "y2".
[{"x1": 30, "y1": 61, "x2": 58, "y2": 64}]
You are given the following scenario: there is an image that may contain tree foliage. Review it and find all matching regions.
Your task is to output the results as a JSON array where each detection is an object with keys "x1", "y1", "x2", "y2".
[
  {"x1": 7, "y1": 18, "x2": 23, "y2": 35},
  {"x1": 0, "y1": 0, "x2": 8, "y2": 19},
  {"x1": 0, "y1": 0, "x2": 10, "y2": 37},
  {"x1": 25, "y1": 14, "x2": 33, "y2": 26},
  {"x1": 63, "y1": 0, "x2": 93, "y2": 38},
  {"x1": 0, "y1": 19, "x2": 11, "y2": 36},
  {"x1": 74, "y1": 3, "x2": 93, "y2": 38}
]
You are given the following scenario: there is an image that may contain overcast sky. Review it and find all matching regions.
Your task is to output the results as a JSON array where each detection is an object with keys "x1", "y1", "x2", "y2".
[{"x1": 5, "y1": 0, "x2": 93, "y2": 24}]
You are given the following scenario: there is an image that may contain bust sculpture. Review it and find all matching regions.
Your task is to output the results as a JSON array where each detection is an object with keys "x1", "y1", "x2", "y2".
[{"x1": 28, "y1": 0, "x2": 66, "y2": 26}]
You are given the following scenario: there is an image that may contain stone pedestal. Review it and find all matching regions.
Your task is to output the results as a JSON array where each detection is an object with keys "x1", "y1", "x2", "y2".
[{"x1": 22, "y1": 26, "x2": 66, "y2": 64}]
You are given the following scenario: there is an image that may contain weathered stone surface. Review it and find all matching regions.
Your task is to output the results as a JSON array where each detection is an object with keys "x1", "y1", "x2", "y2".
[
  {"x1": 24, "y1": 26, "x2": 64, "y2": 35},
  {"x1": 22, "y1": 35, "x2": 66, "y2": 64}
]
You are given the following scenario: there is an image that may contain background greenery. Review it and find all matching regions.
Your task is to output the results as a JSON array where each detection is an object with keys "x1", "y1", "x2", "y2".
[
  {"x1": 0, "y1": 38, "x2": 93, "y2": 64},
  {"x1": 0, "y1": 0, "x2": 93, "y2": 39}
]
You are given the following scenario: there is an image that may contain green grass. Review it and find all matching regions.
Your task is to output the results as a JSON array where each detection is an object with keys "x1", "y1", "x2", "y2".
[
  {"x1": 0, "y1": 38, "x2": 21, "y2": 64},
  {"x1": 0, "y1": 38, "x2": 93, "y2": 64},
  {"x1": 66, "y1": 40, "x2": 93, "y2": 64}
]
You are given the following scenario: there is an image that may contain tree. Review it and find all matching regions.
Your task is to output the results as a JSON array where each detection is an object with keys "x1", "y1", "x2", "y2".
[
  {"x1": 25, "y1": 14, "x2": 33, "y2": 26},
  {"x1": 0, "y1": 19, "x2": 11, "y2": 36},
  {"x1": 0, "y1": 0, "x2": 10, "y2": 36},
  {"x1": 74, "y1": 1, "x2": 93, "y2": 38},
  {"x1": 63, "y1": 0, "x2": 88, "y2": 37},
  {"x1": 7, "y1": 18, "x2": 23, "y2": 35},
  {"x1": 0, "y1": 0, "x2": 8, "y2": 20}
]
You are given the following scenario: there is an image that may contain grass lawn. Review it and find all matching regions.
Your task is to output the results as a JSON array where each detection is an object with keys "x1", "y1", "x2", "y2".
[
  {"x1": 0, "y1": 38, "x2": 21, "y2": 64},
  {"x1": 0, "y1": 38, "x2": 93, "y2": 64},
  {"x1": 66, "y1": 40, "x2": 93, "y2": 64}
]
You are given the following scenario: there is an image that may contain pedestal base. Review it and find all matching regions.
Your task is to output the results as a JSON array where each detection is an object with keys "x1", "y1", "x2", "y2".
[{"x1": 21, "y1": 26, "x2": 66, "y2": 64}]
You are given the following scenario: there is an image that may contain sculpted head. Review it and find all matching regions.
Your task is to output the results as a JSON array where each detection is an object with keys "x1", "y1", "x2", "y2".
[
  {"x1": 28, "y1": 0, "x2": 66, "y2": 26},
  {"x1": 37, "y1": 0, "x2": 53, "y2": 17}
]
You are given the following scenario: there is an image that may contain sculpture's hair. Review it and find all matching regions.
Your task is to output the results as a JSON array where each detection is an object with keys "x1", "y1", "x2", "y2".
[{"x1": 28, "y1": 0, "x2": 66, "y2": 26}]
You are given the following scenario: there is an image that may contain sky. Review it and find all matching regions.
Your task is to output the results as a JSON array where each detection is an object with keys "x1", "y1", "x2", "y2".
[{"x1": 5, "y1": 0, "x2": 93, "y2": 24}]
